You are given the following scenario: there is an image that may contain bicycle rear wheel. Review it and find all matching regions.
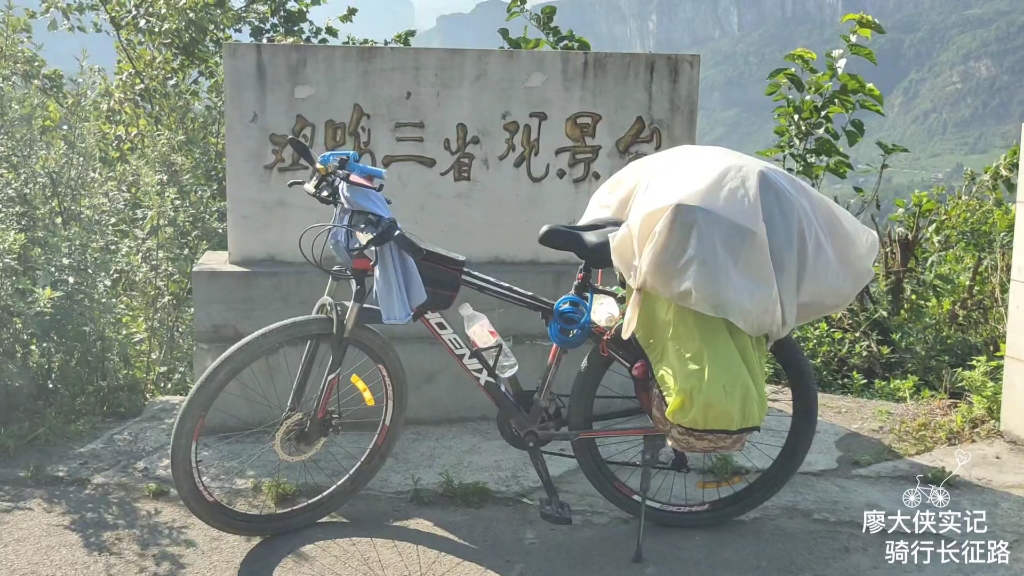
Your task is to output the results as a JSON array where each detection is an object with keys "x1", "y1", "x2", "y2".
[
  {"x1": 169, "y1": 315, "x2": 406, "y2": 536},
  {"x1": 567, "y1": 335, "x2": 817, "y2": 527}
]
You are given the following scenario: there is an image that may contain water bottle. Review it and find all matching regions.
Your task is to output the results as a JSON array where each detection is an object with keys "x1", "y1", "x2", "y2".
[
  {"x1": 459, "y1": 303, "x2": 519, "y2": 377},
  {"x1": 591, "y1": 294, "x2": 621, "y2": 328}
]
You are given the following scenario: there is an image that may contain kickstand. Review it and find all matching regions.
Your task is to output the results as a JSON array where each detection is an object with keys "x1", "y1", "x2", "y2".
[{"x1": 632, "y1": 435, "x2": 658, "y2": 563}]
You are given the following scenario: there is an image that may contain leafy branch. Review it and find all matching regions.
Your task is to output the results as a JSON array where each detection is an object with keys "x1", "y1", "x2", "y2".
[
  {"x1": 757, "y1": 13, "x2": 906, "y2": 191},
  {"x1": 498, "y1": 0, "x2": 590, "y2": 51}
]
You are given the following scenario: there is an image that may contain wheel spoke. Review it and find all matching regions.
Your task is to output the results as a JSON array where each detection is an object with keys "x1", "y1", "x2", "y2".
[
  {"x1": 569, "y1": 338, "x2": 816, "y2": 521},
  {"x1": 173, "y1": 321, "x2": 400, "y2": 521}
]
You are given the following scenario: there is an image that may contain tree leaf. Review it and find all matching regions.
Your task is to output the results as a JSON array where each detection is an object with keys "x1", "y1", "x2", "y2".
[
  {"x1": 782, "y1": 70, "x2": 805, "y2": 92},
  {"x1": 859, "y1": 99, "x2": 885, "y2": 115},
  {"x1": 784, "y1": 47, "x2": 818, "y2": 67},
  {"x1": 863, "y1": 83, "x2": 884, "y2": 105},
  {"x1": 850, "y1": 118, "x2": 866, "y2": 137},
  {"x1": 847, "y1": 44, "x2": 878, "y2": 65},
  {"x1": 845, "y1": 129, "x2": 863, "y2": 147}
]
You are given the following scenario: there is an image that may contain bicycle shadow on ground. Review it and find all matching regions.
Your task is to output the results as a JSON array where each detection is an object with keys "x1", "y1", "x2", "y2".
[
  {"x1": 236, "y1": 485, "x2": 1024, "y2": 576},
  {"x1": 0, "y1": 482, "x2": 198, "y2": 575},
  {"x1": 236, "y1": 425, "x2": 1024, "y2": 576}
]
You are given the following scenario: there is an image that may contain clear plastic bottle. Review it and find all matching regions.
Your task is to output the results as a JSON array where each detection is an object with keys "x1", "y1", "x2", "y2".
[
  {"x1": 591, "y1": 294, "x2": 621, "y2": 328},
  {"x1": 459, "y1": 303, "x2": 519, "y2": 377}
]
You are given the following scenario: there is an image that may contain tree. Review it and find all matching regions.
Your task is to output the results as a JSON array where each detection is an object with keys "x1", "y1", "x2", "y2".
[
  {"x1": 763, "y1": 13, "x2": 1018, "y2": 423},
  {"x1": 0, "y1": 0, "x2": 413, "y2": 448},
  {"x1": 757, "y1": 12, "x2": 908, "y2": 198}
]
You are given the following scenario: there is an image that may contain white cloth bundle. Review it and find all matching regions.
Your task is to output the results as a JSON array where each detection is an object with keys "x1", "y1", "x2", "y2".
[{"x1": 580, "y1": 145, "x2": 879, "y2": 342}]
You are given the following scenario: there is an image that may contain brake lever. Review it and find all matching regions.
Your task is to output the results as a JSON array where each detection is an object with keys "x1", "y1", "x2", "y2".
[
  {"x1": 340, "y1": 171, "x2": 386, "y2": 194},
  {"x1": 287, "y1": 180, "x2": 305, "y2": 188}
]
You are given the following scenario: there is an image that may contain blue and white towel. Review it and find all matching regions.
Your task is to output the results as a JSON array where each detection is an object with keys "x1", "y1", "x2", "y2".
[{"x1": 328, "y1": 183, "x2": 427, "y2": 324}]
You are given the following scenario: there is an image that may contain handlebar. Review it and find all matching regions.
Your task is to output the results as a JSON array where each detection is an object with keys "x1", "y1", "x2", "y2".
[
  {"x1": 285, "y1": 136, "x2": 406, "y2": 262},
  {"x1": 317, "y1": 150, "x2": 387, "y2": 182},
  {"x1": 286, "y1": 136, "x2": 390, "y2": 201}
]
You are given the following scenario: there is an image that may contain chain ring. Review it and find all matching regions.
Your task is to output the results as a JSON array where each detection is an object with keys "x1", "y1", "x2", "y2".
[
  {"x1": 496, "y1": 390, "x2": 561, "y2": 451},
  {"x1": 273, "y1": 412, "x2": 328, "y2": 462}
]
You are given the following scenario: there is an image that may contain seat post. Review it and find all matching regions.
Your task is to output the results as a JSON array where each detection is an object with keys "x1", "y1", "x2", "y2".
[{"x1": 572, "y1": 262, "x2": 593, "y2": 297}]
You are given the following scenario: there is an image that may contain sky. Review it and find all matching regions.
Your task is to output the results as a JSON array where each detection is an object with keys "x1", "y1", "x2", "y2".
[
  {"x1": 20, "y1": 0, "x2": 540, "y2": 70},
  {"x1": 413, "y1": 0, "x2": 485, "y2": 30}
]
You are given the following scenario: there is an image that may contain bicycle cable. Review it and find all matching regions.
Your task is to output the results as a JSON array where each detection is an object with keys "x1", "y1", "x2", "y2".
[{"x1": 548, "y1": 291, "x2": 593, "y2": 349}]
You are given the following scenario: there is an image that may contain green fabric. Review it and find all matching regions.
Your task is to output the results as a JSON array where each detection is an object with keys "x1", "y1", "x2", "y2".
[{"x1": 630, "y1": 288, "x2": 770, "y2": 431}]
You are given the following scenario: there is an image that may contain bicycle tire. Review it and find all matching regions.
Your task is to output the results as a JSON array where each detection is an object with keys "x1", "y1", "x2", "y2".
[
  {"x1": 567, "y1": 334, "x2": 817, "y2": 528},
  {"x1": 169, "y1": 315, "x2": 407, "y2": 536}
]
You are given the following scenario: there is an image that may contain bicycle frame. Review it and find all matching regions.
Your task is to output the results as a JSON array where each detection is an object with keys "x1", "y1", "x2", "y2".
[{"x1": 289, "y1": 254, "x2": 660, "y2": 445}]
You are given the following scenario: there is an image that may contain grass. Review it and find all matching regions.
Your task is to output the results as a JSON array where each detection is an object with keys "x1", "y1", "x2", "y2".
[
  {"x1": 705, "y1": 454, "x2": 747, "y2": 481},
  {"x1": 435, "y1": 471, "x2": 493, "y2": 508},
  {"x1": 143, "y1": 482, "x2": 169, "y2": 499},
  {"x1": 887, "y1": 398, "x2": 1000, "y2": 457},
  {"x1": 250, "y1": 478, "x2": 301, "y2": 506},
  {"x1": 922, "y1": 466, "x2": 956, "y2": 487},
  {"x1": 404, "y1": 471, "x2": 493, "y2": 508},
  {"x1": 0, "y1": 414, "x2": 106, "y2": 456},
  {"x1": 852, "y1": 448, "x2": 900, "y2": 467},
  {"x1": 407, "y1": 474, "x2": 432, "y2": 505},
  {"x1": 20, "y1": 462, "x2": 44, "y2": 483}
]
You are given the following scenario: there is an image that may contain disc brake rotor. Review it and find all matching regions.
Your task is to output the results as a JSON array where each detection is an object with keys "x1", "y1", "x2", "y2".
[{"x1": 274, "y1": 412, "x2": 328, "y2": 462}]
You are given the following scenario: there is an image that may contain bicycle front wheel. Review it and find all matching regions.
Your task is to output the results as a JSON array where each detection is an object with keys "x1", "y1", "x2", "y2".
[
  {"x1": 568, "y1": 335, "x2": 818, "y2": 527},
  {"x1": 169, "y1": 315, "x2": 407, "y2": 536}
]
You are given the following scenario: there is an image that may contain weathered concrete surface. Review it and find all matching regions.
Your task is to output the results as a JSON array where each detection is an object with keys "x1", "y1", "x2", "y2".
[
  {"x1": 192, "y1": 254, "x2": 610, "y2": 424},
  {"x1": 205, "y1": 43, "x2": 700, "y2": 423},
  {"x1": 854, "y1": 440, "x2": 1024, "y2": 494},
  {"x1": 1, "y1": 479, "x2": 1023, "y2": 576},
  {"x1": 1001, "y1": 123, "x2": 1024, "y2": 442},
  {"x1": 223, "y1": 45, "x2": 699, "y2": 264},
  {"x1": 3, "y1": 397, "x2": 1024, "y2": 575}
]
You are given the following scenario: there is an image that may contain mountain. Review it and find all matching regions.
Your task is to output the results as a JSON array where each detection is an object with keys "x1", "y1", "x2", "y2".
[
  {"x1": 416, "y1": 0, "x2": 1024, "y2": 171},
  {"x1": 412, "y1": 0, "x2": 483, "y2": 30},
  {"x1": 415, "y1": 0, "x2": 507, "y2": 49},
  {"x1": 309, "y1": 0, "x2": 416, "y2": 41},
  {"x1": 18, "y1": 0, "x2": 1023, "y2": 172}
]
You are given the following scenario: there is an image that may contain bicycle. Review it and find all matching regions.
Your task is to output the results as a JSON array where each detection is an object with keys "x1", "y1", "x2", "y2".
[
  {"x1": 902, "y1": 475, "x2": 952, "y2": 509},
  {"x1": 169, "y1": 136, "x2": 820, "y2": 563}
]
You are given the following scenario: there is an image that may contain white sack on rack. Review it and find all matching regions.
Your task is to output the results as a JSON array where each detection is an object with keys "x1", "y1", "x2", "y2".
[{"x1": 580, "y1": 145, "x2": 879, "y2": 342}]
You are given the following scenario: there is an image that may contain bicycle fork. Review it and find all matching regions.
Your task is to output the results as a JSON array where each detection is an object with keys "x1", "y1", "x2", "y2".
[{"x1": 285, "y1": 267, "x2": 370, "y2": 440}]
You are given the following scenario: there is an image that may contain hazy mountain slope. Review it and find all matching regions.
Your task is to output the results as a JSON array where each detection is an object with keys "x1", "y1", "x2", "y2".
[
  {"x1": 416, "y1": 0, "x2": 1024, "y2": 167},
  {"x1": 14, "y1": 0, "x2": 416, "y2": 72}
]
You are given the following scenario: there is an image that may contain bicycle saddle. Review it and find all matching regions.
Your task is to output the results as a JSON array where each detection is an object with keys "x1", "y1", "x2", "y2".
[{"x1": 537, "y1": 217, "x2": 623, "y2": 270}]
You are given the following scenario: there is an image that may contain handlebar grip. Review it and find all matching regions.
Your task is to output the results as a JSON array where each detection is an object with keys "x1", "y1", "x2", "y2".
[
  {"x1": 349, "y1": 163, "x2": 387, "y2": 181},
  {"x1": 316, "y1": 150, "x2": 387, "y2": 181}
]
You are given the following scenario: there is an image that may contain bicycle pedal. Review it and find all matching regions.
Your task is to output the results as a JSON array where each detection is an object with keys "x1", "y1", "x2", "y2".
[{"x1": 538, "y1": 497, "x2": 573, "y2": 525}]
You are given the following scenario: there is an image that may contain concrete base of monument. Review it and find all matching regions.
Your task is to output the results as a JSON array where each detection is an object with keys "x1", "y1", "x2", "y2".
[{"x1": 192, "y1": 251, "x2": 596, "y2": 423}]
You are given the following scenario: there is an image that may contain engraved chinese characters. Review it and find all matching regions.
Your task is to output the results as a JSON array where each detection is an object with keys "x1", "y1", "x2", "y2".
[{"x1": 265, "y1": 108, "x2": 664, "y2": 183}]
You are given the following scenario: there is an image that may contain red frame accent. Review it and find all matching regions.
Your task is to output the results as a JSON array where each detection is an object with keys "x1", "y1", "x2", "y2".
[
  {"x1": 317, "y1": 374, "x2": 340, "y2": 419},
  {"x1": 351, "y1": 256, "x2": 374, "y2": 271},
  {"x1": 349, "y1": 174, "x2": 375, "y2": 189}
]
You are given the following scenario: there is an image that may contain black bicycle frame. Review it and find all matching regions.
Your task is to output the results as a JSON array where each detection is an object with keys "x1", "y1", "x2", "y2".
[
  {"x1": 290, "y1": 254, "x2": 661, "y2": 444},
  {"x1": 430, "y1": 266, "x2": 663, "y2": 443}
]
